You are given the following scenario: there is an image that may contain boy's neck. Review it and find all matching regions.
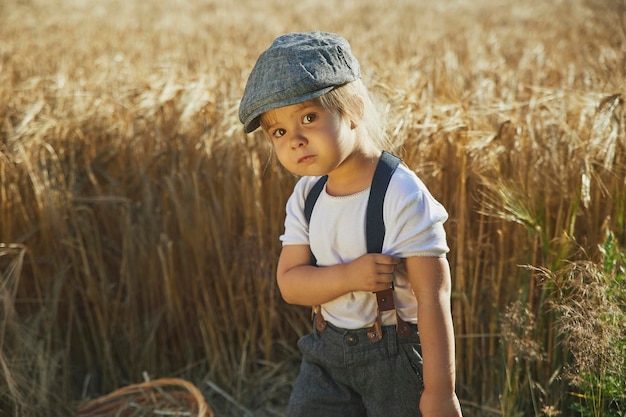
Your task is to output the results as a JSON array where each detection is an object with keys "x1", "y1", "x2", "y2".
[{"x1": 324, "y1": 148, "x2": 382, "y2": 197}]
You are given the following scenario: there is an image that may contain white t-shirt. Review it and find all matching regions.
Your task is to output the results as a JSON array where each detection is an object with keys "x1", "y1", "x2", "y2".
[{"x1": 280, "y1": 163, "x2": 449, "y2": 329}]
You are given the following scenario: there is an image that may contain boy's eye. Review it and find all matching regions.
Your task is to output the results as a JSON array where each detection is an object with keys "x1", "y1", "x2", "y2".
[
  {"x1": 302, "y1": 113, "x2": 317, "y2": 124},
  {"x1": 272, "y1": 128, "x2": 286, "y2": 138}
]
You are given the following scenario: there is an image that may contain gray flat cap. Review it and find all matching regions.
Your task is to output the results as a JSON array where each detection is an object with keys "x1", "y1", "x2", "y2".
[{"x1": 239, "y1": 31, "x2": 361, "y2": 133}]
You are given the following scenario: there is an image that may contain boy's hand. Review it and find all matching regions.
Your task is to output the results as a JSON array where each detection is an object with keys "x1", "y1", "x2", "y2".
[
  {"x1": 420, "y1": 389, "x2": 463, "y2": 417},
  {"x1": 345, "y1": 253, "x2": 401, "y2": 292}
]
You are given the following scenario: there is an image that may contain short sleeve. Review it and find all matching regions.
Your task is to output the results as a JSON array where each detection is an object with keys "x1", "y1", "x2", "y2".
[
  {"x1": 279, "y1": 176, "x2": 321, "y2": 246},
  {"x1": 383, "y1": 166, "x2": 449, "y2": 258}
]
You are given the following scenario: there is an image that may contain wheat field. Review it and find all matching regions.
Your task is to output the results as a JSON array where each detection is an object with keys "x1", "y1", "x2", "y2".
[{"x1": 1, "y1": 0, "x2": 625, "y2": 416}]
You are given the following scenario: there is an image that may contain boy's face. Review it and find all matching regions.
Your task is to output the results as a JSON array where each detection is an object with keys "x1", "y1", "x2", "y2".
[{"x1": 261, "y1": 101, "x2": 357, "y2": 177}]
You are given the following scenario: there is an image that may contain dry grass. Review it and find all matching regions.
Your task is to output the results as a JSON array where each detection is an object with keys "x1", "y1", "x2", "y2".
[{"x1": 1, "y1": 0, "x2": 625, "y2": 416}]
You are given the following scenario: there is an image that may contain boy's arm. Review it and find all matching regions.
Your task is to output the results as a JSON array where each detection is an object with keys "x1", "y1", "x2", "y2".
[
  {"x1": 276, "y1": 244, "x2": 401, "y2": 306},
  {"x1": 405, "y1": 256, "x2": 463, "y2": 417}
]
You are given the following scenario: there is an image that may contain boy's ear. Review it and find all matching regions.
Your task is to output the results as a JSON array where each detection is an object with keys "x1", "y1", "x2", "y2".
[{"x1": 349, "y1": 96, "x2": 365, "y2": 129}]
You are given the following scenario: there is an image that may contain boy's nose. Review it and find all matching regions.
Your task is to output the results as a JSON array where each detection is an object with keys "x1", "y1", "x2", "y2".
[{"x1": 289, "y1": 132, "x2": 308, "y2": 148}]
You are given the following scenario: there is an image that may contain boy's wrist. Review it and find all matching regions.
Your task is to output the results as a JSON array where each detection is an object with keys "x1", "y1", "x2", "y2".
[{"x1": 419, "y1": 388, "x2": 462, "y2": 416}]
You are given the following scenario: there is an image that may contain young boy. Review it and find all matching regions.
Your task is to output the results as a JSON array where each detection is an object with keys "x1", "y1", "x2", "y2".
[{"x1": 239, "y1": 31, "x2": 463, "y2": 417}]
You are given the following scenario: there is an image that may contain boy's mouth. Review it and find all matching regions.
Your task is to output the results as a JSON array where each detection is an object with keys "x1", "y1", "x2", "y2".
[{"x1": 298, "y1": 155, "x2": 316, "y2": 164}]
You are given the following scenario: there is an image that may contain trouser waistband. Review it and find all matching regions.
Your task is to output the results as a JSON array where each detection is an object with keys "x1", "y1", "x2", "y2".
[{"x1": 316, "y1": 319, "x2": 419, "y2": 354}]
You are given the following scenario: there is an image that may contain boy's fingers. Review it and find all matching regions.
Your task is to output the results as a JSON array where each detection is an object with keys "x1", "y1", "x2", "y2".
[
  {"x1": 378, "y1": 264, "x2": 397, "y2": 274},
  {"x1": 374, "y1": 254, "x2": 401, "y2": 265},
  {"x1": 377, "y1": 277, "x2": 394, "y2": 289}
]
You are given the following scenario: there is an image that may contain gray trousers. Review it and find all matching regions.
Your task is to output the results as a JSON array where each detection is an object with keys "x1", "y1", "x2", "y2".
[{"x1": 285, "y1": 321, "x2": 424, "y2": 417}]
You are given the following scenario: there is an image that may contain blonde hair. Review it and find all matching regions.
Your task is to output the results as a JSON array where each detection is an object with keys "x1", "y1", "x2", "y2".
[{"x1": 314, "y1": 79, "x2": 392, "y2": 151}]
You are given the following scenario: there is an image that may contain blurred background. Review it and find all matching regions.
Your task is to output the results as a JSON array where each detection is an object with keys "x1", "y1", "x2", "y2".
[{"x1": 1, "y1": 0, "x2": 625, "y2": 416}]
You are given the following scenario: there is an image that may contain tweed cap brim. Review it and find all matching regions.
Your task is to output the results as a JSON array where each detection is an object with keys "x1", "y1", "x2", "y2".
[{"x1": 239, "y1": 32, "x2": 361, "y2": 133}]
